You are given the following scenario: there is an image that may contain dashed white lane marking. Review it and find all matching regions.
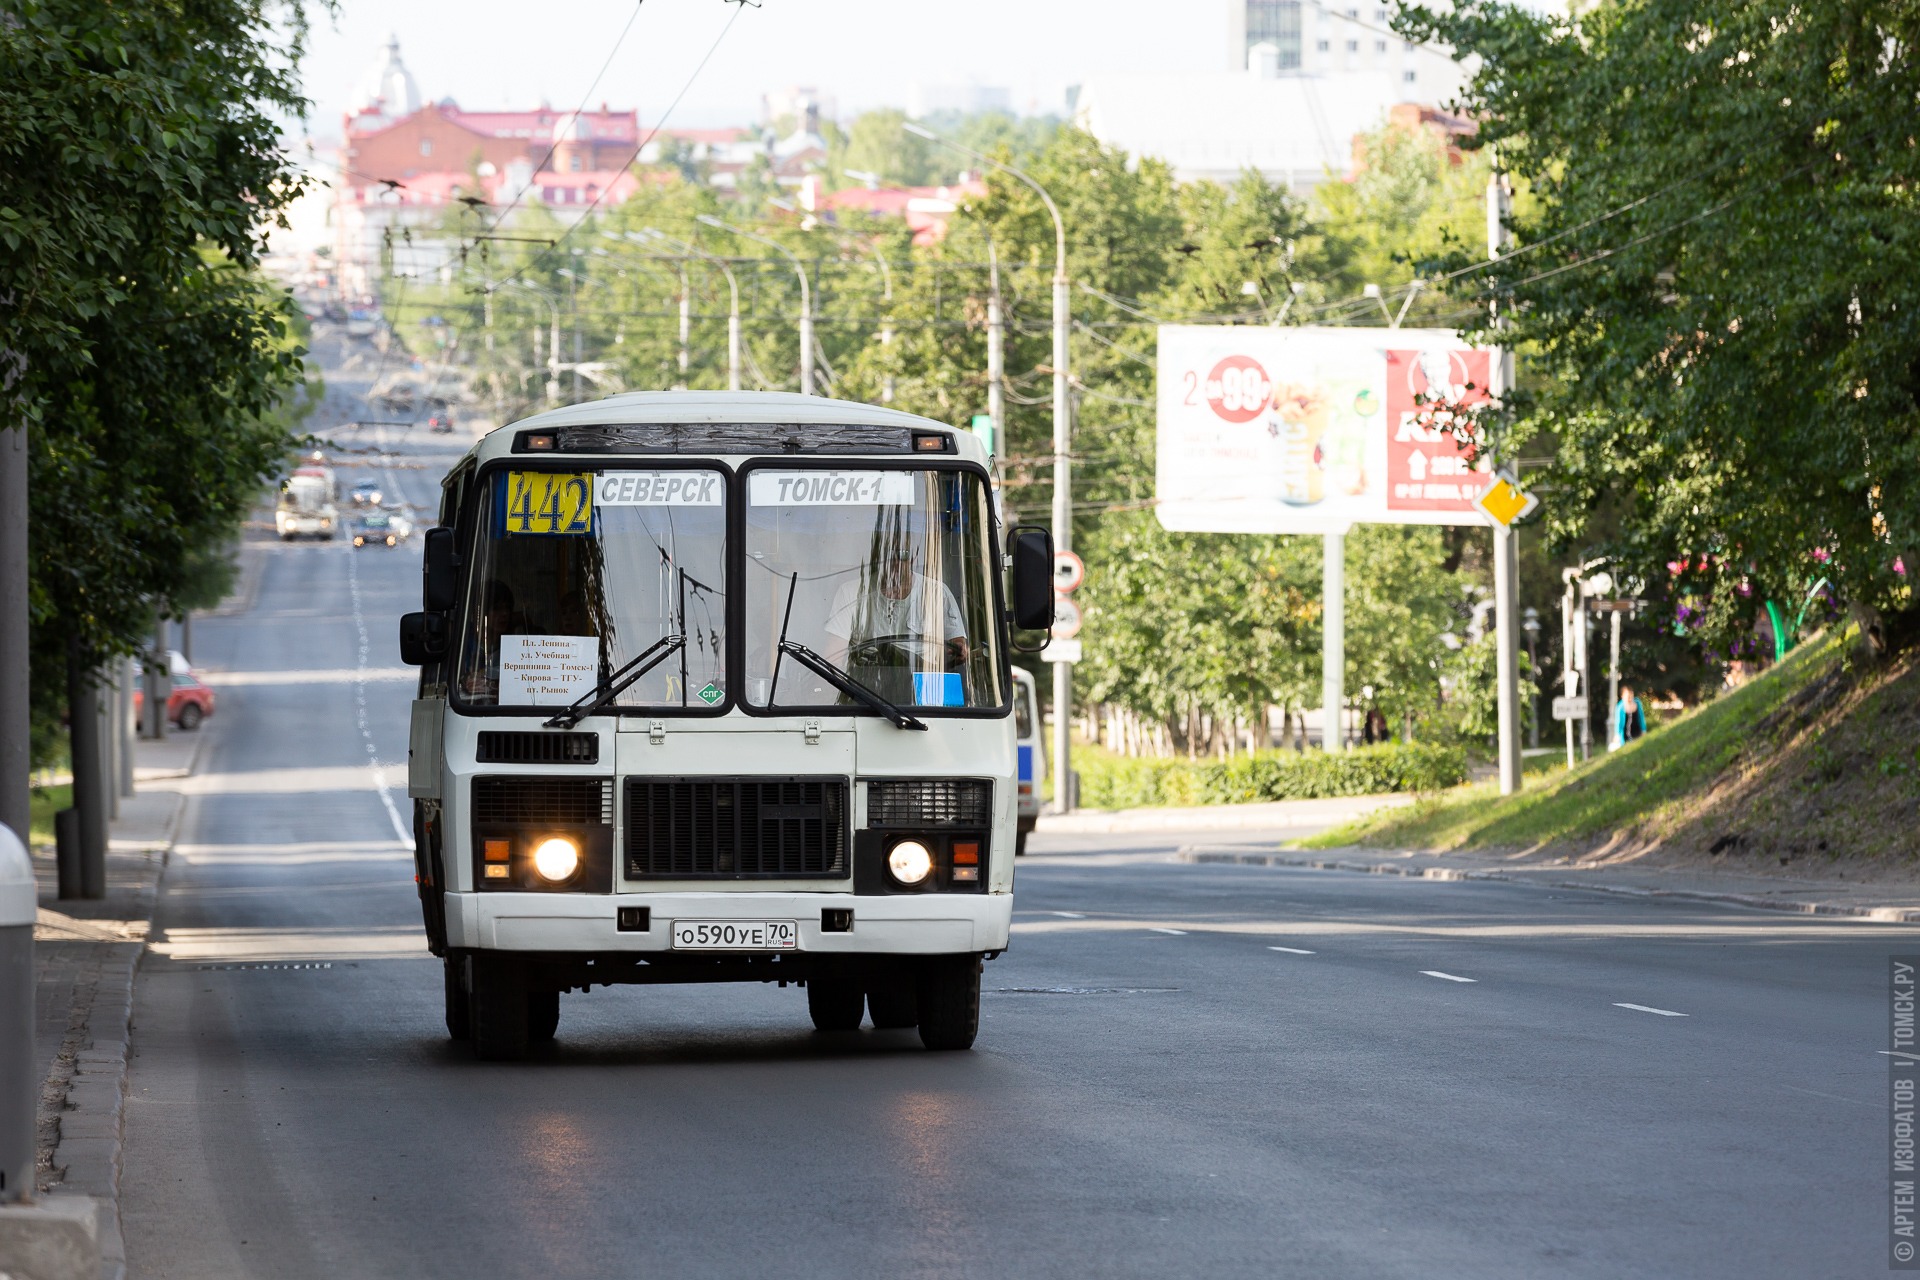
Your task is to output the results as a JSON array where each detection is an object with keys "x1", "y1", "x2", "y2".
[
  {"x1": 1050, "y1": 912, "x2": 1086, "y2": 919},
  {"x1": 1614, "y1": 1002, "x2": 1688, "y2": 1017},
  {"x1": 1421, "y1": 970, "x2": 1477, "y2": 983},
  {"x1": 1148, "y1": 927, "x2": 1187, "y2": 936},
  {"x1": 1268, "y1": 946, "x2": 1316, "y2": 955},
  {"x1": 1881, "y1": 1051, "x2": 1920, "y2": 1062},
  {"x1": 346, "y1": 540, "x2": 414, "y2": 849}
]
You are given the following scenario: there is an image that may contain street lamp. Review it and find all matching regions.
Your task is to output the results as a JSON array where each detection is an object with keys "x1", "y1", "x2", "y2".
[
  {"x1": 635, "y1": 228, "x2": 742, "y2": 392},
  {"x1": 903, "y1": 119, "x2": 1075, "y2": 813},
  {"x1": 696, "y1": 214, "x2": 813, "y2": 395}
]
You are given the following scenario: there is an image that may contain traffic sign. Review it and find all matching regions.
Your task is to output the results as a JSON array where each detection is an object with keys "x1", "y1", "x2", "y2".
[
  {"x1": 969, "y1": 413, "x2": 995, "y2": 455},
  {"x1": 1550, "y1": 696, "x2": 1588, "y2": 721},
  {"x1": 1050, "y1": 597, "x2": 1083, "y2": 639},
  {"x1": 1052, "y1": 550, "x2": 1085, "y2": 594},
  {"x1": 1046, "y1": 637, "x2": 1082, "y2": 663},
  {"x1": 1475, "y1": 470, "x2": 1540, "y2": 528}
]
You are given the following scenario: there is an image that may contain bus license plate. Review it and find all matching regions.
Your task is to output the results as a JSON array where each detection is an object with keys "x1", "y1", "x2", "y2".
[{"x1": 671, "y1": 920, "x2": 799, "y2": 951}]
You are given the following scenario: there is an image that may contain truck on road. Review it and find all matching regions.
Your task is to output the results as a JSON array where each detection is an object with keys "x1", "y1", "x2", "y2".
[{"x1": 275, "y1": 456, "x2": 339, "y2": 541}]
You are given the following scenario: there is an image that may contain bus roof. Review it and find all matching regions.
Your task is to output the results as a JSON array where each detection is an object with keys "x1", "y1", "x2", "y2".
[{"x1": 461, "y1": 391, "x2": 990, "y2": 469}]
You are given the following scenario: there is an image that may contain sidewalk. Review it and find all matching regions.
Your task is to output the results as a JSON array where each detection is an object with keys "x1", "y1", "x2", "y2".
[
  {"x1": 28, "y1": 732, "x2": 201, "y2": 1280},
  {"x1": 1036, "y1": 792, "x2": 1414, "y2": 836},
  {"x1": 1176, "y1": 843, "x2": 1920, "y2": 923}
]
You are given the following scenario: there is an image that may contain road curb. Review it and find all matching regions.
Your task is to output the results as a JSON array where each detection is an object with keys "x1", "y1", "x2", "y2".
[{"x1": 1173, "y1": 847, "x2": 1920, "y2": 923}]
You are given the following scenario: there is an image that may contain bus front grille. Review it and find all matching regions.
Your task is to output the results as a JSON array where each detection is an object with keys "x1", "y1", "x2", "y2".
[{"x1": 624, "y1": 777, "x2": 849, "y2": 879}]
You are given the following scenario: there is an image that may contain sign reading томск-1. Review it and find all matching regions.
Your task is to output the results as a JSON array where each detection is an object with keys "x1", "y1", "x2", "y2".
[{"x1": 1155, "y1": 326, "x2": 1502, "y2": 533}]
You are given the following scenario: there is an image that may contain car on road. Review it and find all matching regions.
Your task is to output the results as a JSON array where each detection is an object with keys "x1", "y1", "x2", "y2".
[
  {"x1": 427, "y1": 410, "x2": 456, "y2": 434},
  {"x1": 352, "y1": 512, "x2": 400, "y2": 548},
  {"x1": 349, "y1": 479, "x2": 384, "y2": 507},
  {"x1": 132, "y1": 663, "x2": 216, "y2": 731}
]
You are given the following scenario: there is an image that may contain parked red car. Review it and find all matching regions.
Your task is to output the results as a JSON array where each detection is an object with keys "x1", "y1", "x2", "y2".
[{"x1": 132, "y1": 667, "x2": 216, "y2": 731}]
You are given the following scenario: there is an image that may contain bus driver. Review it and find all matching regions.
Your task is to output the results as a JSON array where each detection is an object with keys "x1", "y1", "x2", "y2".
[{"x1": 822, "y1": 547, "x2": 969, "y2": 703}]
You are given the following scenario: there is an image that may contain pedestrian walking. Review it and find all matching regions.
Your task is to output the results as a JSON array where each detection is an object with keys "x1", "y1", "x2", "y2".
[{"x1": 1611, "y1": 683, "x2": 1646, "y2": 749}]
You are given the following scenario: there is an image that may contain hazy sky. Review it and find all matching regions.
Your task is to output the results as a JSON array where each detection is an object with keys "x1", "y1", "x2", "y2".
[{"x1": 294, "y1": 0, "x2": 1229, "y2": 137}]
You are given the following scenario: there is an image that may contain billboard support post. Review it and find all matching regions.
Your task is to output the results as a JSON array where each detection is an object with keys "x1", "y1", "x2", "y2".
[{"x1": 1323, "y1": 530, "x2": 1345, "y2": 752}]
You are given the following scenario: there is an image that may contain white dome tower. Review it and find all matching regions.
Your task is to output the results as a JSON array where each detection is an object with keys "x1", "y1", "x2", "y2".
[{"x1": 350, "y1": 34, "x2": 421, "y2": 119}]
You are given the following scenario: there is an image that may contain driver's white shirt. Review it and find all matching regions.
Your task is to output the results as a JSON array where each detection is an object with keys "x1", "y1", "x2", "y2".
[{"x1": 824, "y1": 571, "x2": 967, "y2": 645}]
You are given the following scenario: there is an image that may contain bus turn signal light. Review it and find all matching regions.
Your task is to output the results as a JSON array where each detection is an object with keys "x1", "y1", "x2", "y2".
[
  {"x1": 952, "y1": 842, "x2": 980, "y2": 882},
  {"x1": 483, "y1": 838, "x2": 511, "y2": 863}
]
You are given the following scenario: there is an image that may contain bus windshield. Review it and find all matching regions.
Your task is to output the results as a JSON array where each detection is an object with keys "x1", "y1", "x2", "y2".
[
  {"x1": 455, "y1": 467, "x2": 727, "y2": 709},
  {"x1": 743, "y1": 467, "x2": 1003, "y2": 712}
]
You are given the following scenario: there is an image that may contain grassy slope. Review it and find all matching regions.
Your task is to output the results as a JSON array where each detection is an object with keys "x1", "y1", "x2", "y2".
[
  {"x1": 1300, "y1": 631, "x2": 1920, "y2": 863},
  {"x1": 29, "y1": 782, "x2": 71, "y2": 848}
]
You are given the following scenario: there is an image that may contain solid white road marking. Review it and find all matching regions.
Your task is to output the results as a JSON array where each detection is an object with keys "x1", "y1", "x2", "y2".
[
  {"x1": 1148, "y1": 927, "x2": 1187, "y2": 936},
  {"x1": 1421, "y1": 970, "x2": 1477, "y2": 983},
  {"x1": 1050, "y1": 912, "x2": 1086, "y2": 919},
  {"x1": 346, "y1": 542, "x2": 414, "y2": 849},
  {"x1": 1268, "y1": 946, "x2": 1316, "y2": 955},
  {"x1": 1614, "y1": 1002, "x2": 1688, "y2": 1017},
  {"x1": 1881, "y1": 1051, "x2": 1920, "y2": 1061}
]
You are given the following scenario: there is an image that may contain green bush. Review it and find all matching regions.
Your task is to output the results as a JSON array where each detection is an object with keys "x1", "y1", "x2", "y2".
[{"x1": 1074, "y1": 743, "x2": 1468, "y2": 809}]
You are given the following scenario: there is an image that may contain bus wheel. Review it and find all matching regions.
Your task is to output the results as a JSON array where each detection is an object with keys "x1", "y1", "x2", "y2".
[
  {"x1": 1015, "y1": 830, "x2": 1029, "y2": 857},
  {"x1": 468, "y1": 953, "x2": 530, "y2": 1060},
  {"x1": 917, "y1": 956, "x2": 981, "y2": 1051},
  {"x1": 443, "y1": 955, "x2": 470, "y2": 1040},
  {"x1": 527, "y1": 988, "x2": 560, "y2": 1042},
  {"x1": 865, "y1": 970, "x2": 919, "y2": 1029},
  {"x1": 807, "y1": 978, "x2": 865, "y2": 1032}
]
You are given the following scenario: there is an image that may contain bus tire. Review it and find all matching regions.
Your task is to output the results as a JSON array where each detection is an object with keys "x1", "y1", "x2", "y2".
[
  {"x1": 1015, "y1": 829, "x2": 1029, "y2": 857},
  {"x1": 468, "y1": 953, "x2": 531, "y2": 1060},
  {"x1": 527, "y1": 988, "x2": 560, "y2": 1043},
  {"x1": 916, "y1": 956, "x2": 981, "y2": 1051},
  {"x1": 443, "y1": 955, "x2": 470, "y2": 1040},
  {"x1": 807, "y1": 977, "x2": 865, "y2": 1032},
  {"x1": 865, "y1": 970, "x2": 919, "y2": 1029}
]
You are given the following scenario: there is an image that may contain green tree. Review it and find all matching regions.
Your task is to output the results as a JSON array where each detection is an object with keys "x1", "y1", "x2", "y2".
[
  {"x1": 1405, "y1": 0, "x2": 1920, "y2": 651},
  {"x1": 2, "y1": 0, "x2": 315, "y2": 761}
]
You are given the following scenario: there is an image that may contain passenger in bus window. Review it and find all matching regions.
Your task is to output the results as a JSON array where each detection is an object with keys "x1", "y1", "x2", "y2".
[{"x1": 460, "y1": 579, "x2": 523, "y2": 699}]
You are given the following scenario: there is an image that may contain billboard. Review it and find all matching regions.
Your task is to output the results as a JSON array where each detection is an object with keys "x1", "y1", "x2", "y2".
[{"x1": 1156, "y1": 325, "x2": 1499, "y2": 533}]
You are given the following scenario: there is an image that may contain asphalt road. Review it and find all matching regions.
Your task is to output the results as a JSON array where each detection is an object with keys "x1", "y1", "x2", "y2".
[{"x1": 118, "y1": 347, "x2": 1912, "y2": 1278}]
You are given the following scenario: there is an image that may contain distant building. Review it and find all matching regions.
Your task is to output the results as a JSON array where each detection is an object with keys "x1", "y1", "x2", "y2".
[
  {"x1": 1074, "y1": 23, "x2": 1469, "y2": 190},
  {"x1": 328, "y1": 38, "x2": 652, "y2": 296},
  {"x1": 909, "y1": 84, "x2": 1014, "y2": 118},
  {"x1": 804, "y1": 178, "x2": 988, "y2": 246}
]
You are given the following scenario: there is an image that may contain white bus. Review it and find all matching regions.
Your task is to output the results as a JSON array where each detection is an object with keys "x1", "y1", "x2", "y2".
[
  {"x1": 1012, "y1": 666, "x2": 1044, "y2": 856},
  {"x1": 400, "y1": 392, "x2": 1054, "y2": 1060}
]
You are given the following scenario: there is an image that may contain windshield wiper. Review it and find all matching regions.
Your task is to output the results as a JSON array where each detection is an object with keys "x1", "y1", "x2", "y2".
[
  {"x1": 777, "y1": 639, "x2": 928, "y2": 731},
  {"x1": 544, "y1": 634, "x2": 686, "y2": 729}
]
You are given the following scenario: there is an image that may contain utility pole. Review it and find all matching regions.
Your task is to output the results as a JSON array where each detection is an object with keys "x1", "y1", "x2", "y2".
[
  {"x1": 1323, "y1": 530, "x2": 1345, "y2": 751},
  {"x1": 698, "y1": 216, "x2": 812, "y2": 394},
  {"x1": 632, "y1": 230, "x2": 742, "y2": 392},
  {"x1": 1488, "y1": 162, "x2": 1523, "y2": 795},
  {"x1": 0, "y1": 395, "x2": 26, "y2": 847},
  {"x1": 676, "y1": 261, "x2": 691, "y2": 391},
  {"x1": 987, "y1": 243, "x2": 1004, "y2": 485}
]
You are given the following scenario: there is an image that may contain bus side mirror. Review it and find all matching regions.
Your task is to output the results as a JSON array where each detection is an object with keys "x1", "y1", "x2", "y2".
[
  {"x1": 1008, "y1": 525, "x2": 1054, "y2": 632},
  {"x1": 399, "y1": 611, "x2": 447, "y2": 666},
  {"x1": 423, "y1": 527, "x2": 458, "y2": 613}
]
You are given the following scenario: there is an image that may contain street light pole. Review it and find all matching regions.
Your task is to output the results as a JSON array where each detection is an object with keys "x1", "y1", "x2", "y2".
[
  {"x1": 1487, "y1": 162, "x2": 1523, "y2": 795},
  {"x1": 634, "y1": 229, "x2": 742, "y2": 392},
  {"x1": 905, "y1": 120, "x2": 1074, "y2": 812},
  {"x1": 698, "y1": 216, "x2": 812, "y2": 395}
]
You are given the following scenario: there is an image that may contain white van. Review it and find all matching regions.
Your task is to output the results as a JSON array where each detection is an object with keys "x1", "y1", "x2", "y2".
[
  {"x1": 1012, "y1": 666, "x2": 1043, "y2": 855},
  {"x1": 399, "y1": 392, "x2": 1055, "y2": 1059}
]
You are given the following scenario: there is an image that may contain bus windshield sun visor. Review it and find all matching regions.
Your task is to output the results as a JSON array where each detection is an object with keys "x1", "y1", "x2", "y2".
[
  {"x1": 544, "y1": 633, "x2": 686, "y2": 729},
  {"x1": 778, "y1": 640, "x2": 927, "y2": 731}
]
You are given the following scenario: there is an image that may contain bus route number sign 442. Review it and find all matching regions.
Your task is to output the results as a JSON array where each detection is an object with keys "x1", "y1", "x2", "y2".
[{"x1": 503, "y1": 471, "x2": 593, "y2": 536}]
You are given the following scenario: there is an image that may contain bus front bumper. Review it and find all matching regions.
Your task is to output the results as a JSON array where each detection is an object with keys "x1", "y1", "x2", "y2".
[{"x1": 446, "y1": 891, "x2": 1012, "y2": 955}]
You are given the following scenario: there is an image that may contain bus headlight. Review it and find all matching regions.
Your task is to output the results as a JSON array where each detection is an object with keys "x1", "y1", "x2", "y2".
[
  {"x1": 887, "y1": 839, "x2": 934, "y2": 887},
  {"x1": 532, "y1": 836, "x2": 581, "y2": 883}
]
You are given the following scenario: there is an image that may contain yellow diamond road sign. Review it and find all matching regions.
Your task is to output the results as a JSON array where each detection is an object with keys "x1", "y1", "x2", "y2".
[{"x1": 1475, "y1": 471, "x2": 1539, "y2": 527}]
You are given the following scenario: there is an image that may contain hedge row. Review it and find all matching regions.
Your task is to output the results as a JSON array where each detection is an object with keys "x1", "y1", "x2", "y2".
[{"x1": 1074, "y1": 743, "x2": 1470, "y2": 810}]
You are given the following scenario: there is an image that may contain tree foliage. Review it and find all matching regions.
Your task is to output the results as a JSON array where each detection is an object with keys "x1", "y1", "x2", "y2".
[
  {"x1": 1, "y1": 0, "x2": 313, "y2": 751},
  {"x1": 1404, "y1": 0, "x2": 1920, "y2": 648}
]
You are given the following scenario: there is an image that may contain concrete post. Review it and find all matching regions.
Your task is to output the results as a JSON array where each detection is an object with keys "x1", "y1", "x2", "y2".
[
  {"x1": 0, "y1": 414, "x2": 27, "y2": 849},
  {"x1": 1494, "y1": 523, "x2": 1521, "y2": 793},
  {"x1": 1322, "y1": 530, "x2": 1346, "y2": 752},
  {"x1": 1050, "y1": 270, "x2": 1072, "y2": 810},
  {"x1": 0, "y1": 824, "x2": 31, "y2": 1202},
  {"x1": 66, "y1": 640, "x2": 105, "y2": 899}
]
